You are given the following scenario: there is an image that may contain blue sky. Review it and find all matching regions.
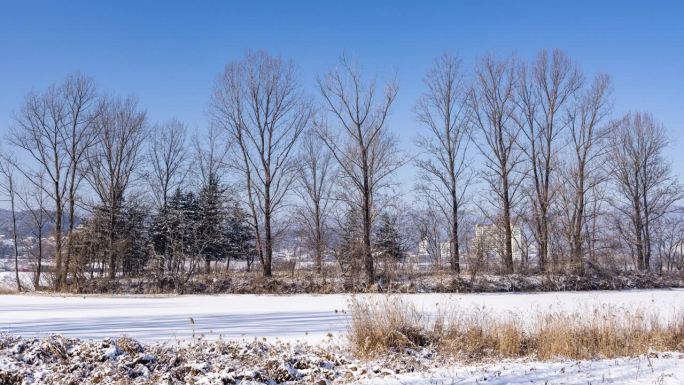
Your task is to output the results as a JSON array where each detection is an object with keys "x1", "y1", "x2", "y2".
[{"x1": 1, "y1": 0, "x2": 683, "y2": 188}]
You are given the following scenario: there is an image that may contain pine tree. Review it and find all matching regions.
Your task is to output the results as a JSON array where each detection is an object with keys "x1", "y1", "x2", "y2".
[
  {"x1": 374, "y1": 212, "x2": 404, "y2": 262},
  {"x1": 118, "y1": 202, "x2": 149, "y2": 276},
  {"x1": 335, "y1": 207, "x2": 364, "y2": 277},
  {"x1": 151, "y1": 203, "x2": 171, "y2": 273},
  {"x1": 225, "y1": 202, "x2": 256, "y2": 271},
  {"x1": 198, "y1": 172, "x2": 228, "y2": 273}
]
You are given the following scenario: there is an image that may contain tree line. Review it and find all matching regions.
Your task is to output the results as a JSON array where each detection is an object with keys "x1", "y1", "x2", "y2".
[{"x1": 1, "y1": 49, "x2": 682, "y2": 291}]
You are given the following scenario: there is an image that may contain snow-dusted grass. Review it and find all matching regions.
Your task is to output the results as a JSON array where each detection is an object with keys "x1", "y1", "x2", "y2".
[{"x1": 349, "y1": 295, "x2": 684, "y2": 360}]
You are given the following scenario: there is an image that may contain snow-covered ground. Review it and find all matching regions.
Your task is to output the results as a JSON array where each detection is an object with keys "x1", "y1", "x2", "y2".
[
  {"x1": 2, "y1": 289, "x2": 684, "y2": 343},
  {"x1": 361, "y1": 355, "x2": 684, "y2": 384},
  {"x1": 0, "y1": 271, "x2": 48, "y2": 291},
  {"x1": 3, "y1": 289, "x2": 684, "y2": 384}
]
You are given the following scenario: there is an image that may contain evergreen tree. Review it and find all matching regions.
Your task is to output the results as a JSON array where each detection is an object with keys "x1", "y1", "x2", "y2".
[
  {"x1": 72, "y1": 199, "x2": 150, "y2": 280},
  {"x1": 335, "y1": 207, "x2": 364, "y2": 277},
  {"x1": 225, "y1": 202, "x2": 256, "y2": 271},
  {"x1": 152, "y1": 188, "x2": 200, "y2": 281},
  {"x1": 374, "y1": 212, "x2": 404, "y2": 262},
  {"x1": 198, "y1": 172, "x2": 229, "y2": 273},
  {"x1": 151, "y1": 203, "x2": 171, "y2": 272},
  {"x1": 119, "y1": 202, "x2": 149, "y2": 275}
]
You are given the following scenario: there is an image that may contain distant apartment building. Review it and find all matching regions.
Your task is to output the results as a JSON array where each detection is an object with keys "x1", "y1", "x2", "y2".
[
  {"x1": 413, "y1": 239, "x2": 454, "y2": 269},
  {"x1": 473, "y1": 223, "x2": 533, "y2": 263}
]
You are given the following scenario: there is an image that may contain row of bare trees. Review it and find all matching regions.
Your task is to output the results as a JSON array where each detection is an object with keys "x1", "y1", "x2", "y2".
[
  {"x1": 1, "y1": 49, "x2": 683, "y2": 292},
  {"x1": 1, "y1": 76, "x2": 148, "y2": 288},
  {"x1": 208, "y1": 52, "x2": 404, "y2": 283},
  {"x1": 415, "y1": 49, "x2": 682, "y2": 275}
]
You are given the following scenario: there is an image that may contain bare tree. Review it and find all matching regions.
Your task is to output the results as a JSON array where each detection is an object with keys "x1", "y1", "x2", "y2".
[
  {"x1": 148, "y1": 119, "x2": 188, "y2": 208},
  {"x1": 84, "y1": 96, "x2": 147, "y2": 279},
  {"x1": 608, "y1": 112, "x2": 682, "y2": 270},
  {"x1": 468, "y1": 54, "x2": 523, "y2": 274},
  {"x1": 61, "y1": 74, "x2": 101, "y2": 286},
  {"x1": 192, "y1": 125, "x2": 230, "y2": 189},
  {"x1": 295, "y1": 129, "x2": 336, "y2": 274},
  {"x1": 16, "y1": 172, "x2": 50, "y2": 290},
  {"x1": 415, "y1": 52, "x2": 473, "y2": 273},
  {"x1": 9, "y1": 74, "x2": 100, "y2": 288},
  {"x1": 11, "y1": 83, "x2": 69, "y2": 287},
  {"x1": 211, "y1": 51, "x2": 312, "y2": 277},
  {"x1": 317, "y1": 56, "x2": 403, "y2": 284},
  {"x1": 413, "y1": 206, "x2": 446, "y2": 269},
  {"x1": 653, "y1": 210, "x2": 684, "y2": 272},
  {"x1": 0, "y1": 156, "x2": 22, "y2": 292},
  {"x1": 562, "y1": 73, "x2": 612, "y2": 273},
  {"x1": 515, "y1": 49, "x2": 582, "y2": 272}
]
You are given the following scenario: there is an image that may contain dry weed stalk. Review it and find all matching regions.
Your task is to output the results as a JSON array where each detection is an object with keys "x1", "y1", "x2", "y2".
[{"x1": 348, "y1": 295, "x2": 684, "y2": 361}]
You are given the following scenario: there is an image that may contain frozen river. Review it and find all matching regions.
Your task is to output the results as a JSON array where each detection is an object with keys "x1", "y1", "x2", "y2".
[{"x1": 1, "y1": 289, "x2": 684, "y2": 343}]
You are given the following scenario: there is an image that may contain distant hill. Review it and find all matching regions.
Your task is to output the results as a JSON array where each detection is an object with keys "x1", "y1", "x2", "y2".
[{"x1": 0, "y1": 209, "x2": 81, "y2": 239}]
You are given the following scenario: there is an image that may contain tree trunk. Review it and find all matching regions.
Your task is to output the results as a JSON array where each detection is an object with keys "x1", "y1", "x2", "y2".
[
  {"x1": 633, "y1": 197, "x2": 646, "y2": 271},
  {"x1": 502, "y1": 171, "x2": 514, "y2": 274},
  {"x1": 54, "y1": 193, "x2": 64, "y2": 289},
  {"x1": 362, "y1": 162, "x2": 374, "y2": 285},
  {"x1": 315, "y1": 206, "x2": 323, "y2": 274},
  {"x1": 263, "y1": 188, "x2": 273, "y2": 277},
  {"x1": 64, "y1": 181, "x2": 77, "y2": 290},
  {"x1": 571, "y1": 166, "x2": 585, "y2": 274},
  {"x1": 450, "y1": 179, "x2": 461, "y2": 273},
  {"x1": 108, "y1": 208, "x2": 116, "y2": 279},
  {"x1": 539, "y1": 210, "x2": 549, "y2": 272},
  {"x1": 9, "y1": 182, "x2": 21, "y2": 292},
  {"x1": 35, "y1": 227, "x2": 43, "y2": 290}
]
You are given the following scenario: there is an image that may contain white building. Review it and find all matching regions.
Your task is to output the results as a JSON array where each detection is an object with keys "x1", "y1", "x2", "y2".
[{"x1": 473, "y1": 223, "x2": 532, "y2": 263}]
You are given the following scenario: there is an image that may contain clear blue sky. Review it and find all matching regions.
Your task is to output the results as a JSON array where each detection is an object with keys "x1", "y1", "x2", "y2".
[{"x1": 1, "y1": 0, "x2": 683, "y2": 186}]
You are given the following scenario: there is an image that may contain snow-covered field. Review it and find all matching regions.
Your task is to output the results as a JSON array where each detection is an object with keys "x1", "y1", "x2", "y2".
[
  {"x1": 3, "y1": 289, "x2": 684, "y2": 384},
  {"x1": 2, "y1": 289, "x2": 684, "y2": 343},
  {"x1": 361, "y1": 355, "x2": 684, "y2": 384}
]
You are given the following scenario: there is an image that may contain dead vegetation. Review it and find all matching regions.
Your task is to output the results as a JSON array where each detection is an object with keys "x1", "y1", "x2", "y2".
[
  {"x1": 61, "y1": 268, "x2": 684, "y2": 295},
  {"x1": 0, "y1": 334, "x2": 430, "y2": 385},
  {"x1": 348, "y1": 296, "x2": 684, "y2": 361},
  {"x1": 0, "y1": 287, "x2": 16, "y2": 295}
]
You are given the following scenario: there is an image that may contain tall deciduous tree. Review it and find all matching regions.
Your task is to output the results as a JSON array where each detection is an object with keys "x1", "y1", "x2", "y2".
[
  {"x1": 61, "y1": 74, "x2": 101, "y2": 287},
  {"x1": 0, "y1": 155, "x2": 22, "y2": 292},
  {"x1": 516, "y1": 49, "x2": 582, "y2": 272},
  {"x1": 295, "y1": 129, "x2": 335, "y2": 274},
  {"x1": 211, "y1": 51, "x2": 312, "y2": 277},
  {"x1": 84, "y1": 96, "x2": 147, "y2": 279},
  {"x1": 148, "y1": 119, "x2": 188, "y2": 208},
  {"x1": 12, "y1": 81, "x2": 63, "y2": 287},
  {"x1": 608, "y1": 112, "x2": 682, "y2": 270},
  {"x1": 318, "y1": 57, "x2": 403, "y2": 284},
  {"x1": 17, "y1": 172, "x2": 50, "y2": 290},
  {"x1": 469, "y1": 54, "x2": 523, "y2": 274},
  {"x1": 10, "y1": 74, "x2": 100, "y2": 288},
  {"x1": 563, "y1": 73, "x2": 612, "y2": 273},
  {"x1": 415, "y1": 53, "x2": 472, "y2": 273}
]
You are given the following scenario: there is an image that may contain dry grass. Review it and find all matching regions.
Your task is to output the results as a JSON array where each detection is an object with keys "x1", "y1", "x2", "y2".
[
  {"x1": 348, "y1": 296, "x2": 684, "y2": 361},
  {"x1": 348, "y1": 296, "x2": 431, "y2": 357},
  {"x1": 0, "y1": 287, "x2": 17, "y2": 295}
]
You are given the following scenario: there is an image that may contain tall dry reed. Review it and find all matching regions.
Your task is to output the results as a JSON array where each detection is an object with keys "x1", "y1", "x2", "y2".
[{"x1": 348, "y1": 296, "x2": 684, "y2": 361}]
